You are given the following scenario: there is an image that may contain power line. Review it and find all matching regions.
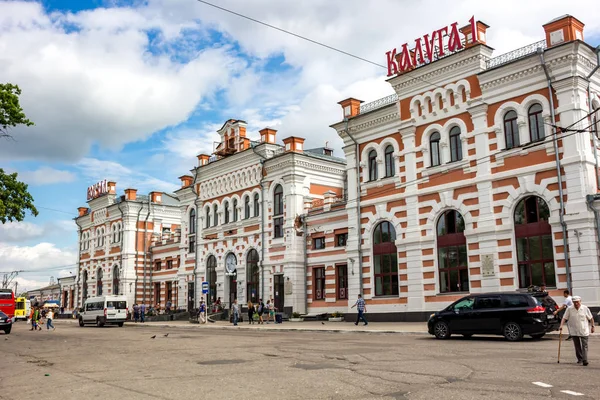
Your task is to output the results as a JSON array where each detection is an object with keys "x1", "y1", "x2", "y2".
[
  {"x1": 36, "y1": 206, "x2": 73, "y2": 216},
  {"x1": 195, "y1": 0, "x2": 448, "y2": 91},
  {"x1": 0, "y1": 263, "x2": 78, "y2": 275}
]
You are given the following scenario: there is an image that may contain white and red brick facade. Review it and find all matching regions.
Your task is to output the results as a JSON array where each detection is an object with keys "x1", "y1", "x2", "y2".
[{"x1": 75, "y1": 15, "x2": 600, "y2": 320}]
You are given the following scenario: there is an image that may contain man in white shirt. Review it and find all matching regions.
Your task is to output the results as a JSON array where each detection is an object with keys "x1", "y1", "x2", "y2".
[
  {"x1": 554, "y1": 290, "x2": 574, "y2": 340},
  {"x1": 559, "y1": 295, "x2": 594, "y2": 366}
]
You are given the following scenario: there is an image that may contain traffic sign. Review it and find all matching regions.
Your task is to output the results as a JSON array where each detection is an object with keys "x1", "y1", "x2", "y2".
[{"x1": 202, "y1": 282, "x2": 209, "y2": 294}]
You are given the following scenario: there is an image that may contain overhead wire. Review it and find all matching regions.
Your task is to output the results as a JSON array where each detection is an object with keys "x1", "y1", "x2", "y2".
[{"x1": 195, "y1": 0, "x2": 450, "y2": 91}]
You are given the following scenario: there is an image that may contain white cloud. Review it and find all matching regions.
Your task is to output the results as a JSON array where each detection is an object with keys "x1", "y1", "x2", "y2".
[
  {"x1": 0, "y1": 220, "x2": 75, "y2": 243},
  {"x1": 76, "y1": 157, "x2": 179, "y2": 193},
  {"x1": 18, "y1": 167, "x2": 77, "y2": 185},
  {"x1": 0, "y1": 1, "x2": 235, "y2": 162}
]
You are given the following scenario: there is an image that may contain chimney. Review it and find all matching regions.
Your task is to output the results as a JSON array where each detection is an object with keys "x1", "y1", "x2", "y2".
[
  {"x1": 124, "y1": 188, "x2": 137, "y2": 201},
  {"x1": 150, "y1": 192, "x2": 162, "y2": 203},
  {"x1": 543, "y1": 15, "x2": 584, "y2": 48},
  {"x1": 77, "y1": 207, "x2": 89, "y2": 217},
  {"x1": 259, "y1": 128, "x2": 277, "y2": 144},
  {"x1": 107, "y1": 181, "x2": 117, "y2": 195},
  {"x1": 282, "y1": 136, "x2": 305, "y2": 153},
  {"x1": 197, "y1": 154, "x2": 210, "y2": 166},
  {"x1": 179, "y1": 175, "x2": 194, "y2": 188},
  {"x1": 460, "y1": 20, "x2": 489, "y2": 48},
  {"x1": 338, "y1": 98, "x2": 363, "y2": 119}
]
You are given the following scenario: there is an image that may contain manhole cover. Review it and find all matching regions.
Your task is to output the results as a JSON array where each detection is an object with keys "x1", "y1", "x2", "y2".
[{"x1": 197, "y1": 359, "x2": 245, "y2": 365}]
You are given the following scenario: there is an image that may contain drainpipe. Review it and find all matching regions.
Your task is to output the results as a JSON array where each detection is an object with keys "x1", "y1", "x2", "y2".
[
  {"x1": 586, "y1": 194, "x2": 600, "y2": 251},
  {"x1": 586, "y1": 46, "x2": 600, "y2": 190},
  {"x1": 538, "y1": 49, "x2": 572, "y2": 293},
  {"x1": 117, "y1": 202, "x2": 125, "y2": 296},
  {"x1": 193, "y1": 172, "x2": 200, "y2": 310},
  {"x1": 74, "y1": 218, "x2": 83, "y2": 308},
  {"x1": 344, "y1": 118, "x2": 364, "y2": 296},
  {"x1": 251, "y1": 144, "x2": 267, "y2": 303},
  {"x1": 134, "y1": 201, "x2": 144, "y2": 304},
  {"x1": 142, "y1": 197, "x2": 151, "y2": 305},
  {"x1": 302, "y1": 214, "x2": 309, "y2": 314}
]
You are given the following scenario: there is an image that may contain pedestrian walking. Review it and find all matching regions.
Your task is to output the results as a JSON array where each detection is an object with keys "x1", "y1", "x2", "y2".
[
  {"x1": 559, "y1": 295, "x2": 594, "y2": 366},
  {"x1": 140, "y1": 303, "x2": 146, "y2": 323},
  {"x1": 257, "y1": 298, "x2": 265, "y2": 324},
  {"x1": 232, "y1": 299, "x2": 239, "y2": 326},
  {"x1": 133, "y1": 304, "x2": 140, "y2": 323},
  {"x1": 351, "y1": 294, "x2": 368, "y2": 326},
  {"x1": 46, "y1": 309, "x2": 56, "y2": 331},
  {"x1": 554, "y1": 290, "x2": 574, "y2": 340},
  {"x1": 199, "y1": 301, "x2": 206, "y2": 324},
  {"x1": 247, "y1": 300, "x2": 254, "y2": 324}
]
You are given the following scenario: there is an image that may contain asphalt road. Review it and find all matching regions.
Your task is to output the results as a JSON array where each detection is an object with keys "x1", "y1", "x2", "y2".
[{"x1": 1, "y1": 320, "x2": 599, "y2": 400}]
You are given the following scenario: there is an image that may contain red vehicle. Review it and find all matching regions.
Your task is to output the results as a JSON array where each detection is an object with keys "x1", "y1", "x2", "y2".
[{"x1": 0, "y1": 289, "x2": 15, "y2": 319}]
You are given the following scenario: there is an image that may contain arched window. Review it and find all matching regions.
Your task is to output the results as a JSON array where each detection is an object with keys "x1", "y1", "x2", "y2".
[
  {"x1": 373, "y1": 221, "x2": 398, "y2": 296},
  {"x1": 384, "y1": 145, "x2": 395, "y2": 177},
  {"x1": 97, "y1": 268, "x2": 103, "y2": 296},
  {"x1": 504, "y1": 110, "x2": 519, "y2": 149},
  {"x1": 113, "y1": 266, "x2": 120, "y2": 295},
  {"x1": 213, "y1": 204, "x2": 218, "y2": 227},
  {"x1": 528, "y1": 103, "x2": 544, "y2": 142},
  {"x1": 437, "y1": 210, "x2": 469, "y2": 293},
  {"x1": 368, "y1": 150, "x2": 378, "y2": 181},
  {"x1": 233, "y1": 199, "x2": 238, "y2": 222},
  {"x1": 96, "y1": 229, "x2": 101, "y2": 247},
  {"x1": 244, "y1": 196, "x2": 250, "y2": 219},
  {"x1": 224, "y1": 201, "x2": 230, "y2": 224},
  {"x1": 273, "y1": 185, "x2": 284, "y2": 238},
  {"x1": 205, "y1": 207, "x2": 210, "y2": 229},
  {"x1": 112, "y1": 224, "x2": 117, "y2": 243},
  {"x1": 82, "y1": 270, "x2": 88, "y2": 300},
  {"x1": 206, "y1": 255, "x2": 217, "y2": 304},
  {"x1": 430, "y1": 132, "x2": 441, "y2": 166},
  {"x1": 246, "y1": 249, "x2": 260, "y2": 301},
  {"x1": 189, "y1": 208, "x2": 196, "y2": 234},
  {"x1": 449, "y1": 126, "x2": 462, "y2": 162},
  {"x1": 514, "y1": 196, "x2": 555, "y2": 288},
  {"x1": 253, "y1": 193, "x2": 260, "y2": 217}
]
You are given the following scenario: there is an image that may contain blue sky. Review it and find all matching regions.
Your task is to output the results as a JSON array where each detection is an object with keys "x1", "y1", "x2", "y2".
[{"x1": 1, "y1": 0, "x2": 600, "y2": 292}]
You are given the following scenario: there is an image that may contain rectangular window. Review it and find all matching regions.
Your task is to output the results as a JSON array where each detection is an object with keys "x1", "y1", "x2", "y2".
[
  {"x1": 154, "y1": 261, "x2": 161, "y2": 272},
  {"x1": 335, "y1": 233, "x2": 348, "y2": 247},
  {"x1": 189, "y1": 236, "x2": 196, "y2": 253},
  {"x1": 167, "y1": 260, "x2": 173, "y2": 270},
  {"x1": 313, "y1": 237, "x2": 325, "y2": 250},
  {"x1": 336, "y1": 265, "x2": 348, "y2": 300},
  {"x1": 166, "y1": 282, "x2": 173, "y2": 303},
  {"x1": 374, "y1": 253, "x2": 399, "y2": 296},
  {"x1": 438, "y1": 245, "x2": 469, "y2": 293},
  {"x1": 314, "y1": 267, "x2": 325, "y2": 300},
  {"x1": 274, "y1": 217, "x2": 283, "y2": 238},
  {"x1": 154, "y1": 283, "x2": 161, "y2": 305}
]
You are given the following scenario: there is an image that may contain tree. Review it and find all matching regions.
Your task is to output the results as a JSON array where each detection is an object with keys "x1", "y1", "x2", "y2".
[
  {"x1": 0, "y1": 83, "x2": 37, "y2": 224},
  {"x1": 0, "y1": 169, "x2": 38, "y2": 223},
  {"x1": 0, "y1": 83, "x2": 34, "y2": 139}
]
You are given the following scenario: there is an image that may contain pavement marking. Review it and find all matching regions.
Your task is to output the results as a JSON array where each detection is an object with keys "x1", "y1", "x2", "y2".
[
  {"x1": 532, "y1": 382, "x2": 553, "y2": 388},
  {"x1": 560, "y1": 390, "x2": 584, "y2": 396}
]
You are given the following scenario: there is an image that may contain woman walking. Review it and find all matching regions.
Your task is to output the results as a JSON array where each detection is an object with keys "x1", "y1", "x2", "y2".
[
  {"x1": 247, "y1": 300, "x2": 254, "y2": 324},
  {"x1": 46, "y1": 308, "x2": 56, "y2": 331}
]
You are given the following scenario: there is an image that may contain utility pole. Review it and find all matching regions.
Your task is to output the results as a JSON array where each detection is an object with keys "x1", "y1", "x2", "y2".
[{"x1": 1, "y1": 271, "x2": 24, "y2": 289}]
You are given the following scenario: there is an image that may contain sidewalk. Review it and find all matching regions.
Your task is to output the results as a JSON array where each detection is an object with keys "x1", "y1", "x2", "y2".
[{"x1": 54, "y1": 318, "x2": 600, "y2": 337}]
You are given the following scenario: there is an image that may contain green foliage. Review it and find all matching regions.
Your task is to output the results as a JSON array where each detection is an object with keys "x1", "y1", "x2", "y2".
[
  {"x1": 292, "y1": 312, "x2": 301, "y2": 318},
  {"x1": 0, "y1": 83, "x2": 34, "y2": 138},
  {"x1": 0, "y1": 168, "x2": 38, "y2": 223}
]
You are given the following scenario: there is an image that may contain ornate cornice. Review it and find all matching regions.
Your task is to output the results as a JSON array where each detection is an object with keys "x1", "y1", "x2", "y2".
[{"x1": 348, "y1": 112, "x2": 400, "y2": 134}]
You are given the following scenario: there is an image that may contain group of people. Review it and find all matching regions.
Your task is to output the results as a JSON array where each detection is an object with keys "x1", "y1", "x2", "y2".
[
  {"x1": 228, "y1": 297, "x2": 277, "y2": 326},
  {"x1": 28, "y1": 306, "x2": 56, "y2": 331}
]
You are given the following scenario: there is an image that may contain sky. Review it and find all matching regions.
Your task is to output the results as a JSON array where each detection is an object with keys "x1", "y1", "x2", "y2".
[{"x1": 0, "y1": 0, "x2": 600, "y2": 294}]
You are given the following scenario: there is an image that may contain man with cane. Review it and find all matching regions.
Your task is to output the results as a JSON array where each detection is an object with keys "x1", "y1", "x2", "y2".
[{"x1": 559, "y1": 295, "x2": 594, "y2": 366}]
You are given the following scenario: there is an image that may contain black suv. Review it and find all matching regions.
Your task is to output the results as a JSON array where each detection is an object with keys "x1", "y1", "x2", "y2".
[{"x1": 427, "y1": 292, "x2": 560, "y2": 341}]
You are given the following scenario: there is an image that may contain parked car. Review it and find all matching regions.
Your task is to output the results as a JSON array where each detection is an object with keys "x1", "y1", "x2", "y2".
[
  {"x1": 0, "y1": 311, "x2": 13, "y2": 334},
  {"x1": 427, "y1": 292, "x2": 560, "y2": 341},
  {"x1": 79, "y1": 295, "x2": 128, "y2": 327}
]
